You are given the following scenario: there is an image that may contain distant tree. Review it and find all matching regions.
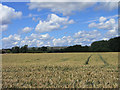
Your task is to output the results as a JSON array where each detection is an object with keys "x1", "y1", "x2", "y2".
[
  {"x1": 12, "y1": 46, "x2": 20, "y2": 53},
  {"x1": 6, "y1": 50, "x2": 11, "y2": 53},
  {"x1": 37, "y1": 47, "x2": 41, "y2": 51},
  {"x1": 20, "y1": 45, "x2": 28, "y2": 53},
  {"x1": 2, "y1": 50, "x2": 6, "y2": 54},
  {"x1": 41, "y1": 46, "x2": 47, "y2": 52},
  {"x1": 62, "y1": 45, "x2": 89, "y2": 52},
  {"x1": 30, "y1": 47, "x2": 36, "y2": 53},
  {"x1": 36, "y1": 47, "x2": 43, "y2": 53},
  {"x1": 108, "y1": 37, "x2": 120, "y2": 51},
  {"x1": 91, "y1": 40, "x2": 111, "y2": 52},
  {"x1": 31, "y1": 47, "x2": 36, "y2": 51},
  {"x1": 83, "y1": 46, "x2": 90, "y2": 51}
]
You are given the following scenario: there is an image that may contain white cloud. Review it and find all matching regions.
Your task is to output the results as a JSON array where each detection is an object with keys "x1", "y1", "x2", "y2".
[
  {"x1": 28, "y1": 2, "x2": 95, "y2": 16},
  {"x1": 102, "y1": 38, "x2": 109, "y2": 40},
  {"x1": 2, "y1": 34, "x2": 21, "y2": 48},
  {"x1": 95, "y1": 2, "x2": 118, "y2": 11},
  {"x1": 88, "y1": 22, "x2": 97, "y2": 28},
  {"x1": 35, "y1": 14, "x2": 74, "y2": 33},
  {"x1": 20, "y1": 39, "x2": 44, "y2": 47},
  {"x1": 88, "y1": 17, "x2": 116, "y2": 30},
  {"x1": 52, "y1": 30, "x2": 102, "y2": 46},
  {"x1": 105, "y1": 27, "x2": 118, "y2": 38},
  {"x1": 74, "y1": 30, "x2": 102, "y2": 45},
  {"x1": 86, "y1": 15, "x2": 118, "y2": 23},
  {"x1": 28, "y1": 33, "x2": 51, "y2": 40},
  {"x1": 20, "y1": 33, "x2": 53, "y2": 47},
  {"x1": 22, "y1": 27, "x2": 33, "y2": 33},
  {"x1": 0, "y1": 24, "x2": 8, "y2": 31},
  {"x1": 74, "y1": 30, "x2": 101, "y2": 38},
  {"x1": 2, "y1": 28, "x2": 118, "y2": 48},
  {"x1": 2, "y1": 33, "x2": 51, "y2": 48},
  {"x1": 0, "y1": 3, "x2": 22, "y2": 31},
  {"x1": 53, "y1": 36, "x2": 73, "y2": 46},
  {"x1": 0, "y1": 4, "x2": 22, "y2": 24},
  {"x1": 28, "y1": 2, "x2": 118, "y2": 16},
  {"x1": 88, "y1": 16, "x2": 118, "y2": 40},
  {"x1": 99, "y1": 16, "x2": 107, "y2": 22}
]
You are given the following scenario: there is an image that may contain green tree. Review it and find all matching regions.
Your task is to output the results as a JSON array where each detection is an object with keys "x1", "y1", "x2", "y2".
[
  {"x1": 41, "y1": 46, "x2": 47, "y2": 52},
  {"x1": 91, "y1": 40, "x2": 111, "y2": 52},
  {"x1": 6, "y1": 50, "x2": 11, "y2": 53},
  {"x1": 20, "y1": 45, "x2": 28, "y2": 53},
  {"x1": 108, "y1": 37, "x2": 120, "y2": 51},
  {"x1": 12, "y1": 46, "x2": 20, "y2": 53}
]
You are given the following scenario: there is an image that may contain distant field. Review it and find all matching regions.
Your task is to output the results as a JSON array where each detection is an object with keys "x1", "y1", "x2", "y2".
[{"x1": 2, "y1": 52, "x2": 119, "y2": 88}]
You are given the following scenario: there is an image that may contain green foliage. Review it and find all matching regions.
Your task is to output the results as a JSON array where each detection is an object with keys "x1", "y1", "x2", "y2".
[
  {"x1": 62, "y1": 45, "x2": 89, "y2": 52},
  {"x1": 6, "y1": 50, "x2": 11, "y2": 53},
  {"x1": 20, "y1": 45, "x2": 28, "y2": 53},
  {"x1": 91, "y1": 40, "x2": 112, "y2": 52},
  {"x1": 91, "y1": 36, "x2": 120, "y2": 52},
  {"x1": 108, "y1": 37, "x2": 120, "y2": 51},
  {"x1": 12, "y1": 46, "x2": 20, "y2": 53},
  {"x1": 40, "y1": 46, "x2": 48, "y2": 52}
]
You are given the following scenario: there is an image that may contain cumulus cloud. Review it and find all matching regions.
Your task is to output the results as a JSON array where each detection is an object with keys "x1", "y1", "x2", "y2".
[
  {"x1": 52, "y1": 30, "x2": 102, "y2": 46},
  {"x1": 20, "y1": 39, "x2": 44, "y2": 47},
  {"x1": 26, "y1": 33, "x2": 51, "y2": 40},
  {"x1": 74, "y1": 30, "x2": 102, "y2": 45},
  {"x1": 28, "y1": 2, "x2": 95, "y2": 16},
  {"x1": 22, "y1": 27, "x2": 33, "y2": 33},
  {"x1": 2, "y1": 33, "x2": 53, "y2": 48},
  {"x1": 35, "y1": 14, "x2": 74, "y2": 33},
  {"x1": 20, "y1": 33, "x2": 53, "y2": 47},
  {"x1": 99, "y1": 16, "x2": 107, "y2": 22},
  {"x1": 88, "y1": 16, "x2": 116, "y2": 30},
  {"x1": 53, "y1": 36, "x2": 73, "y2": 46},
  {"x1": 105, "y1": 27, "x2": 118, "y2": 38},
  {"x1": 0, "y1": 4, "x2": 22, "y2": 24},
  {"x1": 0, "y1": 3, "x2": 22, "y2": 31},
  {"x1": 2, "y1": 34, "x2": 21, "y2": 48},
  {"x1": 88, "y1": 16, "x2": 118, "y2": 38},
  {"x1": 3, "y1": 29, "x2": 118, "y2": 48}
]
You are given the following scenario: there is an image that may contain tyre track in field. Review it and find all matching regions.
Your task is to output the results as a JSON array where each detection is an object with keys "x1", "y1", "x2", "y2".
[
  {"x1": 98, "y1": 54, "x2": 109, "y2": 65},
  {"x1": 85, "y1": 55, "x2": 92, "y2": 65},
  {"x1": 85, "y1": 54, "x2": 109, "y2": 66}
]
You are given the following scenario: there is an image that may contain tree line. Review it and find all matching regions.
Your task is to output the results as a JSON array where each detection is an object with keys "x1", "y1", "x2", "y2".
[{"x1": 2, "y1": 36, "x2": 120, "y2": 53}]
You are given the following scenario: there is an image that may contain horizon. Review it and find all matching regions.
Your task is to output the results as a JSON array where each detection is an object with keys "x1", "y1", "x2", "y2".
[
  {"x1": 1, "y1": 2, "x2": 119, "y2": 49},
  {"x1": 2, "y1": 36, "x2": 119, "y2": 49}
]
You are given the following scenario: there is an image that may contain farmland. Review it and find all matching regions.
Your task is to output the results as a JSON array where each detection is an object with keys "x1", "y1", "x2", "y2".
[{"x1": 2, "y1": 52, "x2": 119, "y2": 88}]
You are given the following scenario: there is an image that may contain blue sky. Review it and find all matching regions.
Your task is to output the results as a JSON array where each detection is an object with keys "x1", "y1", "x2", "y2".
[{"x1": 1, "y1": 2, "x2": 119, "y2": 48}]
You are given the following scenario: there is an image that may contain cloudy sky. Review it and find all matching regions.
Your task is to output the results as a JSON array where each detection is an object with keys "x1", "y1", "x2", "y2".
[{"x1": 0, "y1": 1, "x2": 119, "y2": 49}]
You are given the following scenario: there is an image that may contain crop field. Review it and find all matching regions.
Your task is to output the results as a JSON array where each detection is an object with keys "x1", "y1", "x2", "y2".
[{"x1": 2, "y1": 52, "x2": 119, "y2": 88}]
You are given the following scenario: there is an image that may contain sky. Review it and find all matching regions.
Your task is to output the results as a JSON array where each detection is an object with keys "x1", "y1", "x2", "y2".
[{"x1": 0, "y1": 1, "x2": 119, "y2": 49}]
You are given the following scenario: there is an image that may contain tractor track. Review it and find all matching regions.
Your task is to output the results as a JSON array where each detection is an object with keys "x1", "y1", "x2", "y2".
[
  {"x1": 85, "y1": 54, "x2": 109, "y2": 66},
  {"x1": 85, "y1": 55, "x2": 92, "y2": 65},
  {"x1": 98, "y1": 54, "x2": 109, "y2": 65}
]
